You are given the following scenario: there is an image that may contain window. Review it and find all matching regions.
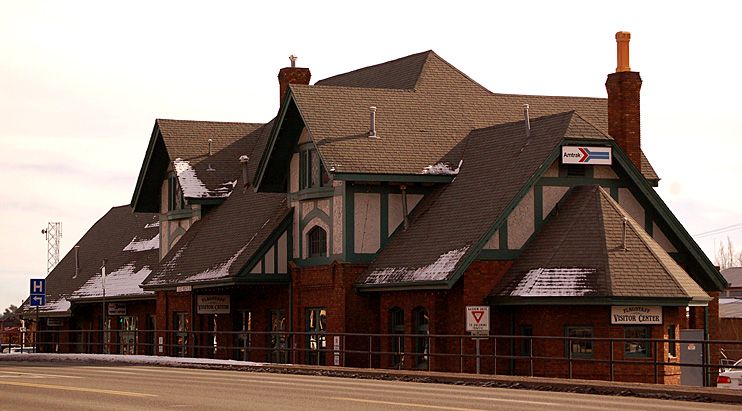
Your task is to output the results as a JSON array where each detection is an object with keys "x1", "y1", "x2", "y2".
[
  {"x1": 565, "y1": 326, "x2": 593, "y2": 357},
  {"x1": 307, "y1": 226, "x2": 327, "y2": 258},
  {"x1": 413, "y1": 307, "x2": 429, "y2": 369},
  {"x1": 668, "y1": 324, "x2": 677, "y2": 358},
  {"x1": 624, "y1": 326, "x2": 650, "y2": 357},
  {"x1": 521, "y1": 325, "x2": 533, "y2": 357},
  {"x1": 306, "y1": 308, "x2": 327, "y2": 365},
  {"x1": 389, "y1": 307, "x2": 405, "y2": 367},
  {"x1": 299, "y1": 148, "x2": 329, "y2": 190},
  {"x1": 168, "y1": 174, "x2": 185, "y2": 211},
  {"x1": 566, "y1": 164, "x2": 587, "y2": 177}
]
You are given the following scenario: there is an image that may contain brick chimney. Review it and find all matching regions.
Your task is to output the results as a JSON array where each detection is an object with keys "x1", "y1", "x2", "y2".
[
  {"x1": 606, "y1": 32, "x2": 642, "y2": 172},
  {"x1": 278, "y1": 55, "x2": 311, "y2": 107}
]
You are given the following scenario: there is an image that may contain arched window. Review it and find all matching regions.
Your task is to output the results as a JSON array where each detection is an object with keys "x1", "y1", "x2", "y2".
[
  {"x1": 307, "y1": 226, "x2": 327, "y2": 258},
  {"x1": 413, "y1": 306, "x2": 429, "y2": 369},
  {"x1": 389, "y1": 307, "x2": 404, "y2": 367}
]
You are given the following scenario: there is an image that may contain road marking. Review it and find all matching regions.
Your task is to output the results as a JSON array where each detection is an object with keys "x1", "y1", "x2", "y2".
[
  {"x1": 0, "y1": 370, "x2": 82, "y2": 379},
  {"x1": 330, "y1": 397, "x2": 485, "y2": 410},
  {"x1": 0, "y1": 380, "x2": 157, "y2": 398}
]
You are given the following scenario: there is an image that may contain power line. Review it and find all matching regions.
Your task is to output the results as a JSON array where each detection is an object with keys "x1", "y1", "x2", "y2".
[{"x1": 693, "y1": 222, "x2": 742, "y2": 239}]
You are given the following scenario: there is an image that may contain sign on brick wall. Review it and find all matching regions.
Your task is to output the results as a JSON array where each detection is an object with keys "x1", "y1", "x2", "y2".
[
  {"x1": 611, "y1": 306, "x2": 662, "y2": 324},
  {"x1": 197, "y1": 295, "x2": 230, "y2": 314}
]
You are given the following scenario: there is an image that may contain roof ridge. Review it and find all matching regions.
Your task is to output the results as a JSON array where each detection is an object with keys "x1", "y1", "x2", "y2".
[
  {"x1": 292, "y1": 83, "x2": 417, "y2": 94},
  {"x1": 416, "y1": 51, "x2": 493, "y2": 95},
  {"x1": 492, "y1": 92, "x2": 606, "y2": 101},
  {"x1": 597, "y1": 187, "x2": 689, "y2": 296},
  {"x1": 315, "y1": 50, "x2": 434, "y2": 87},
  {"x1": 156, "y1": 118, "x2": 265, "y2": 126},
  {"x1": 566, "y1": 111, "x2": 613, "y2": 140}
]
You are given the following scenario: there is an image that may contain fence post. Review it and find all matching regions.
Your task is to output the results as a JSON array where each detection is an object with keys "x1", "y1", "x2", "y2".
[
  {"x1": 653, "y1": 340, "x2": 658, "y2": 384},
  {"x1": 493, "y1": 336, "x2": 497, "y2": 375},
  {"x1": 610, "y1": 340, "x2": 614, "y2": 382},
  {"x1": 529, "y1": 336, "x2": 533, "y2": 377},
  {"x1": 568, "y1": 338, "x2": 573, "y2": 379},
  {"x1": 460, "y1": 336, "x2": 463, "y2": 373},
  {"x1": 368, "y1": 335, "x2": 372, "y2": 368},
  {"x1": 342, "y1": 335, "x2": 346, "y2": 367}
]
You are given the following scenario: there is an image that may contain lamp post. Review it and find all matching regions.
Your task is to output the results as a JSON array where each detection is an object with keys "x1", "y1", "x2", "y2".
[{"x1": 101, "y1": 259, "x2": 107, "y2": 354}]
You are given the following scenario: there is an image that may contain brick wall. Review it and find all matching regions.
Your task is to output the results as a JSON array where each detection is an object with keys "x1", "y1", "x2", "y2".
[{"x1": 606, "y1": 71, "x2": 642, "y2": 171}]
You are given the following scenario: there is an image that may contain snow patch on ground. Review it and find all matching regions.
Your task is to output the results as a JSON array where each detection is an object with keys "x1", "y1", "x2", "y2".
[
  {"x1": 0, "y1": 353, "x2": 265, "y2": 367},
  {"x1": 510, "y1": 267, "x2": 595, "y2": 297},
  {"x1": 363, "y1": 246, "x2": 470, "y2": 284},
  {"x1": 71, "y1": 265, "x2": 153, "y2": 299},
  {"x1": 123, "y1": 234, "x2": 160, "y2": 252}
]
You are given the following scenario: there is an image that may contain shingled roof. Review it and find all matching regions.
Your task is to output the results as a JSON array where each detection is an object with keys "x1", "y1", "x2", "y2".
[
  {"x1": 142, "y1": 122, "x2": 290, "y2": 289},
  {"x1": 284, "y1": 51, "x2": 658, "y2": 180},
  {"x1": 132, "y1": 120, "x2": 263, "y2": 212},
  {"x1": 357, "y1": 111, "x2": 608, "y2": 288},
  {"x1": 489, "y1": 186, "x2": 710, "y2": 304},
  {"x1": 21, "y1": 206, "x2": 159, "y2": 316}
]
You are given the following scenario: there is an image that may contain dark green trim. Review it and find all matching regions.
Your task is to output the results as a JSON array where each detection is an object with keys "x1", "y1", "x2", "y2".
[
  {"x1": 166, "y1": 208, "x2": 193, "y2": 221},
  {"x1": 606, "y1": 144, "x2": 728, "y2": 291},
  {"x1": 499, "y1": 224, "x2": 508, "y2": 250},
  {"x1": 489, "y1": 296, "x2": 696, "y2": 307},
  {"x1": 130, "y1": 123, "x2": 162, "y2": 211},
  {"x1": 477, "y1": 249, "x2": 521, "y2": 260},
  {"x1": 290, "y1": 187, "x2": 335, "y2": 201},
  {"x1": 188, "y1": 198, "x2": 225, "y2": 206},
  {"x1": 610, "y1": 186, "x2": 619, "y2": 200},
  {"x1": 538, "y1": 177, "x2": 626, "y2": 187},
  {"x1": 356, "y1": 280, "x2": 451, "y2": 292},
  {"x1": 332, "y1": 172, "x2": 454, "y2": 184},
  {"x1": 534, "y1": 185, "x2": 543, "y2": 230},
  {"x1": 380, "y1": 192, "x2": 389, "y2": 247},
  {"x1": 293, "y1": 256, "x2": 334, "y2": 267},
  {"x1": 344, "y1": 183, "x2": 355, "y2": 261},
  {"x1": 239, "y1": 212, "x2": 294, "y2": 277},
  {"x1": 253, "y1": 91, "x2": 294, "y2": 191},
  {"x1": 645, "y1": 208, "x2": 654, "y2": 236}
]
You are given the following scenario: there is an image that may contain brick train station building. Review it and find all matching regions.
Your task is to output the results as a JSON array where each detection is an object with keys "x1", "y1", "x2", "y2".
[{"x1": 23, "y1": 33, "x2": 727, "y2": 384}]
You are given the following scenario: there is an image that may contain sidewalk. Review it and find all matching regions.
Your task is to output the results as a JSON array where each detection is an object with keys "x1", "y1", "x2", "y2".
[{"x1": 3, "y1": 353, "x2": 741, "y2": 404}]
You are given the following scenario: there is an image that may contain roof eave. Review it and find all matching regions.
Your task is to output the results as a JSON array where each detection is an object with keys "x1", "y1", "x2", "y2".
[
  {"x1": 488, "y1": 295, "x2": 698, "y2": 306},
  {"x1": 332, "y1": 172, "x2": 454, "y2": 184},
  {"x1": 356, "y1": 280, "x2": 451, "y2": 292}
]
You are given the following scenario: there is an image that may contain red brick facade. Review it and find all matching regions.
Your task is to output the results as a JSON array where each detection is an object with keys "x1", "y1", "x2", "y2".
[{"x1": 606, "y1": 71, "x2": 642, "y2": 171}]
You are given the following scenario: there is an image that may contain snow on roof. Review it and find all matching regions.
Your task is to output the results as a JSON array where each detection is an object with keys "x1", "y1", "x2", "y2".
[
  {"x1": 422, "y1": 160, "x2": 462, "y2": 175},
  {"x1": 363, "y1": 246, "x2": 470, "y2": 285},
  {"x1": 510, "y1": 267, "x2": 596, "y2": 297},
  {"x1": 70, "y1": 264, "x2": 153, "y2": 300},
  {"x1": 173, "y1": 158, "x2": 237, "y2": 199},
  {"x1": 35, "y1": 297, "x2": 71, "y2": 314},
  {"x1": 123, "y1": 234, "x2": 159, "y2": 252}
]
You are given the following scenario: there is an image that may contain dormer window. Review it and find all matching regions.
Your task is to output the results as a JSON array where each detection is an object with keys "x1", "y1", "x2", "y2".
[
  {"x1": 168, "y1": 174, "x2": 185, "y2": 211},
  {"x1": 299, "y1": 148, "x2": 330, "y2": 190},
  {"x1": 307, "y1": 226, "x2": 327, "y2": 258}
]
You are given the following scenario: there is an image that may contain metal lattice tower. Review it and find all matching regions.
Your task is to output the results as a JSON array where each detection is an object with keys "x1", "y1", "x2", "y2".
[{"x1": 41, "y1": 222, "x2": 62, "y2": 274}]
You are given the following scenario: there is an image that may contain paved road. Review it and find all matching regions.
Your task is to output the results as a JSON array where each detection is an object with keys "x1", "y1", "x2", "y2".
[{"x1": 0, "y1": 362, "x2": 732, "y2": 410}]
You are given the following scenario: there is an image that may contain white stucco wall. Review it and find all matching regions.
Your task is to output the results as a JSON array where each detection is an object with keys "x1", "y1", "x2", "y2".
[
  {"x1": 264, "y1": 245, "x2": 275, "y2": 274},
  {"x1": 508, "y1": 188, "x2": 535, "y2": 249},
  {"x1": 332, "y1": 195, "x2": 343, "y2": 255},
  {"x1": 542, "y1": 186, "x2": 570, "y2": 218},
  {"x1": 619, "y1": 188, "x2": 644, "y2": 228},
  {"x1": 354, "y1": 192, "x2": 381, "y2": 254},
  {"x1": 278, "y1": 231, "x2": 288, "y2": 273},
  {"x1": 593, "y1": 165, "x2": 619, "y2": 179},
  {"x1": 387, "y1": 193, "x2": 423, "y2": 235},
  {"x1": 484, "y1": 230, "x2": 499, "y2": 250},
  {"x1": 289, "y1": 153, "x2": 299, "y2": 193},
  {"x1": 543, "y1": 160, "x2": 559, "y2": 177},
  {"x1": 653, "y1": 223, "x2": 678, "y2": 253}
]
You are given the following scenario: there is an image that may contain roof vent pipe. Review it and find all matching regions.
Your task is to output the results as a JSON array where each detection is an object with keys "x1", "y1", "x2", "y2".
[
  {"x1": 523, "y1": 104, "x2": 531, "y2": 139},
  {"x1": 207, "y1": 138, "x2": 215, "y2": 171},
  {"x1": 400, "y1": 184, "x2": 409, "y2": 231},
  {"x1": 622, "y1": 217, "x2": 628, "y2": 251},
  {"x1": 368, "y1": 106, "x2": 379, "y2": 138},
  {"x1": 73, "y1": 245, "x2": 80, "y2": 279},
  {"x1": 239, "y1": 155, "x2": 250, "y2": 192}
]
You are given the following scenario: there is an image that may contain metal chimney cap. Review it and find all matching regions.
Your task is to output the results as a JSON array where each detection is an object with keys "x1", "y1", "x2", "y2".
[{"x1": 289, "y1": 55, "x2": 297, "y2": 68}]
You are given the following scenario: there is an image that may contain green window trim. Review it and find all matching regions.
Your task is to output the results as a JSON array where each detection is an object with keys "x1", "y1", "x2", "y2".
[
  {"x1": 565, "y1": 326, "x2": 594, "y2": 358},
  {"x1": 624, "y1": 326, "x2": 651, "y2": 358}
]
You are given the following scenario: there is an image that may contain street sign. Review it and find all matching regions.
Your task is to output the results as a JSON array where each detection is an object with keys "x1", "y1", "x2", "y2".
[
  {"x1": 561, "y1": 146, "x2": 612, "y2": 165},
  {"x1": 30, "y1": 278, "x2": 46, "y2": 296},
  {"x1": 466, "y1": 306, "x2": 490, "y2": 336},
  {"x1": 30, "y1": 294, "x2": 46, "y2": 307},
  {"x1": 30, "y1": 278, "x2": 46, "y2": 307}
]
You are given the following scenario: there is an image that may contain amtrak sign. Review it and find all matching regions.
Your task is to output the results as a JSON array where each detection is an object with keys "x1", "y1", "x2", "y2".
[{"x1": 562, "y1": 146, "x2": 612, "y2": 165}]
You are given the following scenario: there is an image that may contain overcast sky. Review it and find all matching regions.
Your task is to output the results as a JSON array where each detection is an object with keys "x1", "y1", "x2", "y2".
[{"x1": 2, "y1": 1, "x2": 741, "y2": 310}]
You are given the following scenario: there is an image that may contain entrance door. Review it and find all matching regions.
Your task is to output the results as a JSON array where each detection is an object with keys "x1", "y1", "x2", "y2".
[
  {"x1": 306, "y1": 308, "x2": 326, "y2": 365},
  {"x1": 680, "y1": 329, "x2": 704, "y2": 386},
  {"x1": 270, "y1": 309, "x2": 287, "y2": 363},
  {"x1": 119, "y1": 316, "x2": 138, "y2": 355}
]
